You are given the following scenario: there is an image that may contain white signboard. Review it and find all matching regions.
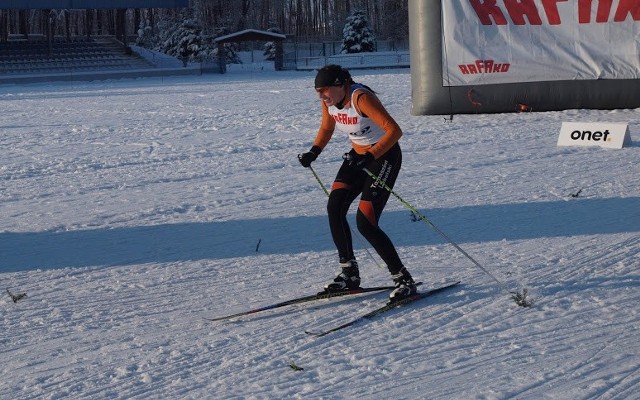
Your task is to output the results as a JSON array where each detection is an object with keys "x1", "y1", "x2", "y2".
[
  {"x1": 441, "y1": 1, "x2": 640, "y2": 86},
  {"x1": 557, "y1": 122, "x2": 632, "y2": 149}
]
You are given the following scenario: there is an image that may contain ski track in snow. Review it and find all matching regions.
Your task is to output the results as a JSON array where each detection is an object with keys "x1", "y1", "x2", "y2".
[{"x1": 1, "y1": 69, "x2": 639, "y2": 399}]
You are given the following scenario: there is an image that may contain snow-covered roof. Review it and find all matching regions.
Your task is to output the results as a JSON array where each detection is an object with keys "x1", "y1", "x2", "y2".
[{"x1": 214, "y1": 29, "x2": 286, "y2": 43}]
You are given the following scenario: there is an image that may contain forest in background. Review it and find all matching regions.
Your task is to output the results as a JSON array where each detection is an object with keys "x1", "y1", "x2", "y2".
[{"x1": 0, "y1": 0, "x2": 409, "y2": 42}]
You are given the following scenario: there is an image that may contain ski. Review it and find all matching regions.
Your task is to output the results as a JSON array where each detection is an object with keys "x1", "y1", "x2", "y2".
[
  {"x1": 204, "y1": 284, "x2": 421, "y2": 322},
  {"x1": 305, "y1": 281, "x2": 461, "y2": 337}
]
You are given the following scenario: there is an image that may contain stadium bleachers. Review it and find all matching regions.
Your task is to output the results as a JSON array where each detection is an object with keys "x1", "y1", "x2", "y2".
[{"x1": 0, "y1": 37, "x2": 155, "y2": 76}]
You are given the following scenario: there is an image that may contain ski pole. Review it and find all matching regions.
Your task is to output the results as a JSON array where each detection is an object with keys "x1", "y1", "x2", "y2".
[
  {"x1": 308, "y1": 165, "x2": 384, "y2": 269},
  {"x1": 309, "y1": 165, "x2": 330, "y2": 197},
  {"x1": 362, "y1": 167, "x2": 508, "y2": 291}
]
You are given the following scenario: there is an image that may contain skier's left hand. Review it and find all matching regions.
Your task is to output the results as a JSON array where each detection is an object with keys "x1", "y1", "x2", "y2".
[{"x1": 345, "y1": 152, "x2": 374, "y2": 170}]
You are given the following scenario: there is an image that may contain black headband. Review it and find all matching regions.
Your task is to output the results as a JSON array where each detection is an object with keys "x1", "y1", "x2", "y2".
[{"x1": 315, "y1": 65, "x2": 351, "y2": 88}]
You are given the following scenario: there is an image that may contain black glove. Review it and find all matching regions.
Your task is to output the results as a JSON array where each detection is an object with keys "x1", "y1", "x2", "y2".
[
  {"x1": 298, "y1": 146, "x2": 322, "y2": 168},
  {"x1": 344, "y1": 152, "x2": 375, "y2": 170}
]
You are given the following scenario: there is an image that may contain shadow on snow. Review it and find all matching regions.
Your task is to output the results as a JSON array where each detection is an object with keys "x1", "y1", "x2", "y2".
[{"x1": 1, "y1": 197, "x2": 639, "y2": 272}]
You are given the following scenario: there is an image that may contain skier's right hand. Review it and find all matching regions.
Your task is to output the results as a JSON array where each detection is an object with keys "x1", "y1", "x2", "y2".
[{"x1": 298, "y1": 146, "x2": 322, "y2": 168}]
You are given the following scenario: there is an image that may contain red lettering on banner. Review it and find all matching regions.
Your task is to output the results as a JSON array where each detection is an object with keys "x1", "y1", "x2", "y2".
[
  {"x1": 468, "y1": 0, "x2": 640, "y2": 24},
  {"x1": 577, "y1": 0, "x2": 591, "y2": 23},
  {"x1": 459, "y1": 60, "x2": 510, "y2": 74},
  {"x1": 615, "y1": 0, "x2": 640, "y2": 22},
  {"x1": 597, "y1": 0, "x2": 615, "y2": 22},
  {"x1": 542, "y1": 0, "x2": 568, "y2": 24},
  {"x1": 578, "y1": 0, "x2": 614, "y2": 23},
  {"x1": 504, "y1": 0, "x2": 543, "y2": 25},
  {"x1": 484, "y1": 59, "x2": 494, "y2": 71},
  {"x1": 468, "y1": 0, "x2": 509, "y2": 25}
]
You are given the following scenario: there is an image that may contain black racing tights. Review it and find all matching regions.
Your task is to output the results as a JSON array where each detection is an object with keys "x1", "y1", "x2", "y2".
[{"x1": 326, "y1": 143, "x2": 404, "y2": 275}]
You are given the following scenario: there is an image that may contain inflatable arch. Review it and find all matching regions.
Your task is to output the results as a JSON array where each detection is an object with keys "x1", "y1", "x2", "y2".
[{"x1": 409, "y1": 0, "x2": 640, "y2": 115}]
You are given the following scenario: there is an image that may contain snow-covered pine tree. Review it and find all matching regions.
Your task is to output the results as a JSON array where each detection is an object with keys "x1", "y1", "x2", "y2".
[
  {"x1": 135, "y1": 18, "x2": 153, "y2": 48},
  {"x1": 341, "y1": 10, "x2": 376, "y2": 54},
  {"x1": 134, "y1": 11, "x2": 241, "y2": 65},
  {"x1": 263, "y1": 26, "x2": 282, "y2": 61},
  {"x1": 158, "y1": 18, "x2": 205, "y2": 61},
  {"x1": 135, "y1": 11, "x2": 213, "y2": 62}
]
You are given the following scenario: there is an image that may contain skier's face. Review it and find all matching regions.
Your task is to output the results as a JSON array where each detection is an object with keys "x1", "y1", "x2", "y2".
[{"x1": 316, "y1": 85, "x2": 345, "y2": 107}]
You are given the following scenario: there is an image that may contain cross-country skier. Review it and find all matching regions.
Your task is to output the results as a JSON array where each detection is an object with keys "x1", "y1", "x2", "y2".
[{"x1": 298, "y1": 64, "x2": 417, "y2": 302}]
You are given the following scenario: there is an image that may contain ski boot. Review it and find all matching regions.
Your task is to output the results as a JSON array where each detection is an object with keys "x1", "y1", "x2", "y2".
[
  {"x1": 324, "y1": 259, "x2": 361, "y2": 292},
  {"x1": 389, "y1": 267, "x2": 417, "y2": 302}
]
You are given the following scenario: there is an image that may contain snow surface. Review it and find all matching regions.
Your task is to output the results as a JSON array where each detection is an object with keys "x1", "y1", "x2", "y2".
[{"x1": 1, "y1": 68, "x2": 639, "y2": 400}]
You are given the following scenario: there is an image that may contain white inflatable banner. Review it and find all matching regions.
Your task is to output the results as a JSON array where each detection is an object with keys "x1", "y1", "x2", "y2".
[{"x1": 442, "y1": 0, "x2": 640, "y2": 86}]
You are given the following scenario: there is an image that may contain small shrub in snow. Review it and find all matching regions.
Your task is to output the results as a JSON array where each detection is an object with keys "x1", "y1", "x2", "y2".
[
  {"x1": 511, "y1": 288, "x2": 535, "y2": 308},
  {"x1": 6, "y1": 288, "x2": 27, "y2": 303}
]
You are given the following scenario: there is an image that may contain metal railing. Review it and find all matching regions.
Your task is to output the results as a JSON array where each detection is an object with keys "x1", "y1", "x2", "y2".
[{"x1": 292, "y1": 51, "x2": 410, "y2": 70}]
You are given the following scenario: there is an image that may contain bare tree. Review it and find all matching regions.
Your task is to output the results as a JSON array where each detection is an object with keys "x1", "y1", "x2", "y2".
[{"x1": 0, "y1": 1, "x2": 408, "y2": 42}]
